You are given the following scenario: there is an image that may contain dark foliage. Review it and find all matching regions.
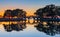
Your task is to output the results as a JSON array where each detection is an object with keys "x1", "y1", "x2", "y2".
[
  {"x1": 3, "y1": 9, "x2": 26, "y2": 17},
  {"x1": 3, "y1": 23, "x2": 26, "y2": 32},
  {"x1": 35, "y1": 4, "x2": 60, "y2": 18},
  {"x1": 35, "y1": 22, "x2": 60, "y2": 36}
]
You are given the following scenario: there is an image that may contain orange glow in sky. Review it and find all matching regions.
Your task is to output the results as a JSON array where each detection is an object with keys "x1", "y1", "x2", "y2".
[{"x1": 0, "y1": 8, "x2": 37, "y2": 17}]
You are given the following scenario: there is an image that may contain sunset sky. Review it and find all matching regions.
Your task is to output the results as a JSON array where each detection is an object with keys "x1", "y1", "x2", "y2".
[{"x1": 0, "y1": 0, "x2": 60, "y2": 16}]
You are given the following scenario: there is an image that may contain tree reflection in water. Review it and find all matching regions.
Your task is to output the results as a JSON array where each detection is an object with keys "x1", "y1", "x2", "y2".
[
  {"x1": 3, "y1": 22, "x2": 26, "y2": 32},
  {"x1": 35, "y1": 22, "x2": 60, "y2": 36},
  {"x1": 34, "y1": 4, "x2": 60, "y2": 36}
]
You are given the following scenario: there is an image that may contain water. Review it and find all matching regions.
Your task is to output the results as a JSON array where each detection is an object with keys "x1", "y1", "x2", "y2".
[{"x1": 0, "y1": 21, "x2": 60, "y2": 37}]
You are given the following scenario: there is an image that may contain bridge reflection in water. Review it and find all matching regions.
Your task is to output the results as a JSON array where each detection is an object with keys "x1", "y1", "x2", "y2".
[{"x1": 0, "y1": 17, "x2": 60, "y2": 36}]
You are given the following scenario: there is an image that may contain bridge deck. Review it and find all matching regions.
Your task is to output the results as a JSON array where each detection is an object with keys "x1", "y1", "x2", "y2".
[{"x1": 0, "y1": 18, "x2": 60, "y2": 22}]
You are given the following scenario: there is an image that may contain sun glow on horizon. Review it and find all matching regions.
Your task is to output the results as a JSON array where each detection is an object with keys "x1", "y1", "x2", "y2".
[{"x1": 0, "y1": 8, "x2": 36, "y2": 17}]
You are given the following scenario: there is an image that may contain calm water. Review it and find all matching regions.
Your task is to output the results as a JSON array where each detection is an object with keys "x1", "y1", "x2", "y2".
[{"x1": 0, "y1": 21, "x2": 60, "y2": 37}]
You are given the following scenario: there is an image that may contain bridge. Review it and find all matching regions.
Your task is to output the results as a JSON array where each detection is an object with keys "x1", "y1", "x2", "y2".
[
  {"x1": 0, "y1": 17, "x2": 60, "y2": 24},
  {"x1": 0, "y1": 16, "x2": 60, "y2": 24},
  {"x1": 0, "y1": 17, "x2": 60, "y2": 21}
]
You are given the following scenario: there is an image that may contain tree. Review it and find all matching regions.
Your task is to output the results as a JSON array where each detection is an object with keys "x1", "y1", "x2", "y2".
[
  {"x1": 34, "y1": 4, "x2": 60, "y2": 18},
  {"x1": 3, "y1": 9, "x2": 12, "y2": 18},
  {"x1": 3, "y1": 9, "x2": 26, "y2": 18},
  {"x1": 12, "y1": 9, "x2": 26, "y2": 17}
]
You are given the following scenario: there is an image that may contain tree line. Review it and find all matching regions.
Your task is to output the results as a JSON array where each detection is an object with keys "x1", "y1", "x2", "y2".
[
  {"x1": 35, "y1": 4, "x2": 60, "y2": 18},
  {"x1": 3, "y1": 9, "x2": 26, "y2": 18},
  {"x1": 3, "y1": 4, "x2": 60, "y2": 18}
]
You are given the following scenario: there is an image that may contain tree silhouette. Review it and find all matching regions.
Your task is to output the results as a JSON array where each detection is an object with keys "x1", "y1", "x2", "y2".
[
  {"x1": 12, "y1": 9, "x2": 26, "y2": 17},
  {"x1": 35, "y1": 4, "x2": 60, "y2": 18},
  {"x1": 3, "y1": 9, "x2": 12, "y2": 18},
  {"x1": 3, "y1": 9, "x2": 26, "y2": 18}
]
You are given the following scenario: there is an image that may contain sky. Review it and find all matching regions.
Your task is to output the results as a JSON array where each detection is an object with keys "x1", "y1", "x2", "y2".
[{"x1": 0, "y1": 0, "x2": 60, "y2": 16}]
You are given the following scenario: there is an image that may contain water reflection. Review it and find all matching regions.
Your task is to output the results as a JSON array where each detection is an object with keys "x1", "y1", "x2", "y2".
[
  {"x1": 1, "y1": 19, "x2": 60, "y2": 36},
  {"x1": 3, "y1": 22, "x2": 26, "y2": 32},
  {"x1": 35, "y1": 22, "x2": 60, "y2": 36}
]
